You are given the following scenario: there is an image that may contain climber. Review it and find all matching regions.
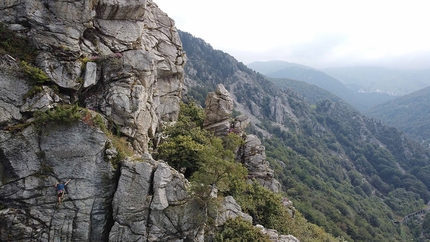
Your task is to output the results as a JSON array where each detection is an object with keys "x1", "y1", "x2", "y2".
[{"x1": 55, "y1": 179, "x2": 71, "y2": 205}]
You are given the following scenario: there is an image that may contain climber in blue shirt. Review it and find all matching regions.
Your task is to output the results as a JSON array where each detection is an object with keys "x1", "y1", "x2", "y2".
[{"x1": 55, "y1": 179, "x2": 71, "y2": 205}]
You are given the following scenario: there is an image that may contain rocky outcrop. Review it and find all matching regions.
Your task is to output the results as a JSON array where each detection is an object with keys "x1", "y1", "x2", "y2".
[
  {"x1": 109, "y1": 157, "x2": 205, "y2": 241},
  {"x1": 241, "y1": 135, "x2": 281, "y2": 193},
  {"x1": 0, "y1": 122, "x2": 117, "y2": 241},
  {"x1": 203, "y1": 84, "x2": 234, "y2": 136},
  {"x1": 0, "y1": 1, "x2": 298, "y2": 242},
  {"x1": 203, "y1": 84, "x2": 281, "y2": 193},
  {"x1": 216, "y1": 196, "x2": 252, "y2": 226},
  {"x1": 256, "y1": 225, "x2": 300, "y2": 242},
  {"x1": 0, "y1": 0, "x2": 185, "y2": 154},
  {"x1": 0, "y1": 0, "x2": 195, "y2": 241}
]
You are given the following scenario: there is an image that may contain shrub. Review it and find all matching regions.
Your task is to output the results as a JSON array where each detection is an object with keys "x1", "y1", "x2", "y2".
[
  {"x1": 33, "y1": 104, "x2": 83, "y2": 125},
  {"x1": 0, "y1": 23, "x2": 37, "y2": 63},
  {"x1": 214, "y1": 217, "x2": 271, "y2": 242},
  {"x1": 20, "y1": 61, "x2": 50, "y2": 84}
]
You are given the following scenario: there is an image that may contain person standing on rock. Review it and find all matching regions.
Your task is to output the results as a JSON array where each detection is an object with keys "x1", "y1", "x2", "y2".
[{"x1": 55, "y1": 179, "x2": 71, "y2": 205}]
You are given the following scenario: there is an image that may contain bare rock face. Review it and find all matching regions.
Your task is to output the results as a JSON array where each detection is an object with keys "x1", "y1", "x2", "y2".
[
  {"x1": 203, "y1": 84, "x2": 234, "y2": 136},
  {"x1": 109, "y1": 157, "x2": 206, "y2": 241},
  {"x1": 0, "y1": 0, "x2": 186, "y2": 154},
  {"x1": 256, "y1": 225, "x2": 300, "y2": 242},
  {"x1": 0, "y1": 123, "x2": 117, "y2": 242},
  {"x1": 216, "y1": 196, "x2": 252, "y2": 226},
  {"x1": 0, "y1": 1, "x2": 296, "y2": 241},
  {"x1": 240, "y1": 134, "x2": 281, "y2": 193},
  {"x1": 203, "y1": 84, "x2": 281, "y2": 193}
]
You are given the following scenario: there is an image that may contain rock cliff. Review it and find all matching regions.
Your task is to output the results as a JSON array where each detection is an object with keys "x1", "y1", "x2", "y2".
[
  {"x1": 203, "y1": 84, "x2": 281, "y2": 193},
  {"x1": 0, "y1": 1, "x2": 297, "y2": 241},
  {"x1": 0, "y1": 0, "x2": 185, "y2": 154},
  {"x1": 0, "y1": 0, "x2": 197, "y2": 241}
]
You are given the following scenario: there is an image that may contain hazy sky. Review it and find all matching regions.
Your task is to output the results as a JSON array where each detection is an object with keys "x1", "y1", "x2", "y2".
[{"x1": 154, "y1": 0, "x2": 430, "y2": 69}]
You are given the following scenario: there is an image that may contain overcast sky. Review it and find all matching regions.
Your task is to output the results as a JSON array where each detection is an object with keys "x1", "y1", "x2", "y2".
[{"x1": 155, "y1": 0, "x2": 430, "y2": 69}]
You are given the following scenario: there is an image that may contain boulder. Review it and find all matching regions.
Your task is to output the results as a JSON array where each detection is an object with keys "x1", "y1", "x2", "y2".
[
  {"x1": 256, "y1": 225, "x2": 300, "y2": 242},
  {"x1": 216, "y1": 196, "x2": 252, "y2": 226}
]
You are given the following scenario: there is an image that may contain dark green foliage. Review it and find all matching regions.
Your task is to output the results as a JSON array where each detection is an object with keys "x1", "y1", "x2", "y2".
[
  {"x1": 187, "y1": 86, "x2": 213, "y2": 107},
  {"x1": 231, "y1": 182, "x2": 341, "y2": 242},
  {"x1": 422, "y1": 213, "x2": 430, "y2": 239},
  {"x1": 157, "y1": 102, "x2": 211, "y2": 173},
  {"x1": 157, "y1": 102, "x2": 247, "y2": 196},
  {"x1": 367, "y1": 86, "x2": 430, "y2": 146},
  {"x1": 235, "y1": 182, "x2": 288, "y2": 230},
  {"x1": 34, "y1": 104, "x2": 83, "y2": 125},
  {"x1": 180, "y1": 30, "x2": 430, "y2": 241},
  {"x1": 178, "y1": 102, "x2": 205, "y2": 127},
  {"x1": 20, "y1": 61, "x2": 50, "y2": 84},
  {"x1": 215, "y1": 217, "x2": 271, "y2": 242},
  {"x1": 0, "y1": 23, "x2": 37, "y2": 63}
]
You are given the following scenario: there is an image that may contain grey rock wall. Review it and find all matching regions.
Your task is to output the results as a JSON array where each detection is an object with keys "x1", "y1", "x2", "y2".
[
  {"x1": 0, "y1": 0, "x2": 185, "y2": 154},
  {"x1": 0, "y1": 123, "x2": 117, "y2": 241},
  {"x1": 203, "y1": 84, "x2": 281, "y2": 193},
  {"x1": 0, "y1": 1, "x2": 299, "y2": 241}
]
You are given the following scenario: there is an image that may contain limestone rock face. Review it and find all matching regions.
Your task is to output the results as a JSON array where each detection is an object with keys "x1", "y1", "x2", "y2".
[
  {"x1": 202, "y1": 84, "x2": 281, "y2": 193},
  {"x1": 109, "y1": 158, "x2": 205, "y2": 242},
  {"x1": 216, "y1": 196, "x2": 252, "y2": 226},
  {"x1": 0, "y1": 70, "x2": 29, "y2": 124},
  {"x1": 0, "y1": 0, "x2": 186, "y2": 154},
  {"x1": 203, "y1": 84, "x2": 234, "y2": 136},
  {"x1": 0, "y1": 1, "x2": 296, "y2": 241},
  {"x1": 0, "y1": 123, "x2": 117, "y2": 242},
  {"x1": 256, "y1": 225, "x2": 300, "y2": 242},
  {"x1": 0, "y1": 121, "x2": 209, "y2": 242},
  {"x1": 240, "y1": 134, "x2": 281, "y2": 193}
]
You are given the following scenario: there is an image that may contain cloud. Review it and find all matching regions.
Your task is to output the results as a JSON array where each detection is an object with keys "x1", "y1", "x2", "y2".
[{"x1": 157, "y1": 0, "x2": 430, "y2": 70}]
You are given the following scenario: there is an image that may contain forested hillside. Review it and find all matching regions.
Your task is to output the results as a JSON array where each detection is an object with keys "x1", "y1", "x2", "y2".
[
  {"x1": 179, "y1": 30, "x2": 430, "y2": 241},
  {"x1": 367, "y1": 86, "x2": 430, "y2": 147},
  {"x1": 324, "y1": 66, "x2": 430, "y2": 96},
  {"x1": 248, "y1": 61, "x2": 395, "y2": 112},
  {"x1": 267, "y1": 77, "x2": 346, "y2": 106}
]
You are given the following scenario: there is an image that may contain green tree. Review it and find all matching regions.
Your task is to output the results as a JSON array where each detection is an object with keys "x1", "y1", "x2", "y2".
[{"x1": 215, "y1": 217, "x2": 271, "y2": 242}]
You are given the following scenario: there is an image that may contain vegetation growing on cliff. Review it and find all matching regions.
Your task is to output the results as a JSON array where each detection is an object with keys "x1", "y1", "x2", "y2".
[
  {"x1": 0, "y1": 23, "x2": 37, "y2": 63},
  {"x1": 179, "y1": 29, "x2": 430, "y2": 241},
  {"x1": 158, "y1": 102, "x2": 341, "y2": 241},
  {"x1": 156, "y1": 102, "x2": 247, "y2": 195}
]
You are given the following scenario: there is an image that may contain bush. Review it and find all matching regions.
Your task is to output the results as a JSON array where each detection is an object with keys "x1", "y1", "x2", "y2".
[
  {"x1": 20, "y1": 61, "x2": 50, "y2": 84},
  {"x1": 215, "y1": 217, "x2": 271, "y2": 242},
  {"x1": 0, "y1": 23, "x2": 37, "y2": 63},
  {"x1": 34, "y1": 104, "x2": 83, "y2": 125}
]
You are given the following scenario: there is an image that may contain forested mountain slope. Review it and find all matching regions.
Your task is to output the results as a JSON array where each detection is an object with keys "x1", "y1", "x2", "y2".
[
  {"x1": 179, "y1": 30, "x2": 430, "y2": 241},
  {"x1": 367, "y1": 86, "x2": 430, "y2": 147},
  {"x1": 267, "y1": 77, "x2": 346, "y2": 106},
  {"x1": 324, "y1": 66, "x2": 430, "y2": 96},
  {"x1": 248, "y1": 61, "x2": 395, "y2": 112}
]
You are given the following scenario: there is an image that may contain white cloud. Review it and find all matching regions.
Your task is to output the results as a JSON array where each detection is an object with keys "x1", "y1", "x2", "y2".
[{"x1": 155, "y1": 0, "x2": 430, "y2": 69}]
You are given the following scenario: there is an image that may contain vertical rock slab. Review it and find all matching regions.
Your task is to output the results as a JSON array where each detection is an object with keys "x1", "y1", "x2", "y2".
[
  {"x1": 203, "y1": 84, "x2": 234, "y2": 136},
  {"x1": 240, "y1": 134, "x2": 281, "y2": 193},
  {"x1": 0, "y1": 0, "x2": 186, "y2": 154},
  {"x1": 0, "y1": 123, "x2": 117, "y2": 242},
  {"x1": 109, "y1": 158, "x2": 205, "y2": 242}
]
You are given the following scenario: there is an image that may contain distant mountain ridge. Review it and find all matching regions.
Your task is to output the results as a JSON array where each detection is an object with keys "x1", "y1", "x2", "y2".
[
  {"x1": 247, "y1": 60, "x2": 395, "y2": 112},
  {"x1": 324, "y1": 66, "x2": 430, "y2": 96},
  {"x1": 367, "y1": 86, "x2": 430, "y2": 146},
  {"x1": 179, "y1": 30, "x2": 430, "y2": 241}
]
